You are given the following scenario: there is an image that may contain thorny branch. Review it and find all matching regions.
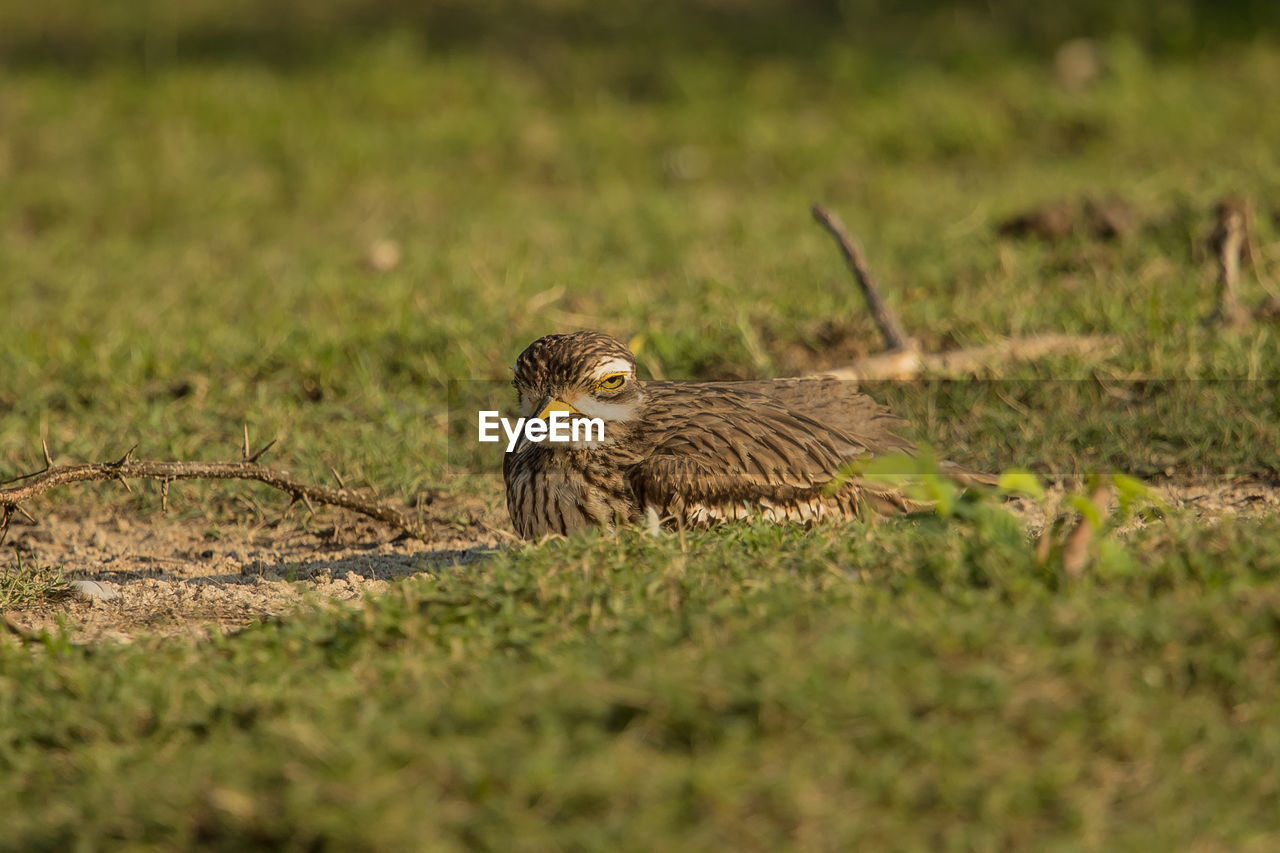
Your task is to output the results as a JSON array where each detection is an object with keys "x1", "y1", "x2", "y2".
[{"x1": 0, "y1": 435, "x2": 432, "y2": 544}]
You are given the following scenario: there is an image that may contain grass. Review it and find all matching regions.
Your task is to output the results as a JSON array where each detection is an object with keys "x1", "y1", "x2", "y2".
[
  {"x1": 3, "y1": 1, "x2": 1280, "y2": 848},
  {"x1": 4, "y1": 17, "x2": 1280, "y2": 497},
  {"x1": 0, "y1": 557, "x2": 66, "y2": 611},
  {"x1": 4, "y1": 514, "x2": 1280, "y2": 849}
]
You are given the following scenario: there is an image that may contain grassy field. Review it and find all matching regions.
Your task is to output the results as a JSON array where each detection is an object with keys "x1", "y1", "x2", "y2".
[
  {"x1": 5, "y1": 516, "x2": 1280, "y2": 849},
  {"x1": 3, "y1": 1, "x2": 1280, "y2": 848}
]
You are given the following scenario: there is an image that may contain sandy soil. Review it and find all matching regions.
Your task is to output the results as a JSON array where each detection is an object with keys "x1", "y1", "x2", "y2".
[
  {"x1": 3, "y1": 478, "x2": 1277, "y2": 643},
  {"x1": 2, "y1": 490, "x2": 508, "y2": 643}
]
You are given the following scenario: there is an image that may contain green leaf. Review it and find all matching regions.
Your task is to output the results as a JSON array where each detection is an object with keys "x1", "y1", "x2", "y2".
[
  {"x1": 862, "y1": 451, "x2": 929, "y2": 481},
  {"x1": 997, "y1": 468, "x2": 1046, "y2": 499},
  {"x1": 1069, "y1": 494, "x2": 1103, "y2": 527},
  {"x1": 1111, "y1": 472, "x2": 1168, "y2": 518},
  {"x1": 918, "y1": 475, "x2": 959, "y2": 517}
]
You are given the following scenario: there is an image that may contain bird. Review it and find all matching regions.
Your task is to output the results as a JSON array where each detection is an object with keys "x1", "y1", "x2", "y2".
[{"x1": 502, "y1": 330, "x2": 964, "y2": 539}]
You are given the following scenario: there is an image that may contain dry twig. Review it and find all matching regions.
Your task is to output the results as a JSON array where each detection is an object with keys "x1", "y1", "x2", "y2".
[
  {"x1": 812, "y1": 334, "x2": 1120, "y2": 381},
  {"x1": 1061, "y1": 481, "x2": 1113, "y2": 578},
  {"x1": 810, "y1": 201, "x2": 1120, "y2": 380},
  {"x1": 811, "y1": 203, "x2": 913, "y2": 353},
  {"x1": 0, "y1": 438, "x2": 431, "y2": 542},
  {"x1": 1210, "y1": 198, "x2": 1251, "y2": 327}
]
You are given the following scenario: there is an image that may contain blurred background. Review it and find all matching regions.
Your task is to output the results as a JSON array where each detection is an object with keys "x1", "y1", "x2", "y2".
[
  {"x1": 2, "y1": 0, "x2": 1277, "y2": 500},
  {"x1": 5, "y1": 0, "x2": 1279, "y2": 65}
]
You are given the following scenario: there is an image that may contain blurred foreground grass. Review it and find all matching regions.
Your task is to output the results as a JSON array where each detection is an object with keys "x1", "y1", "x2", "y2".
[
  {"x1": 2, "y1": 2, "x2": 1280, "y2": 848},
  {"x1": 5, "y1": 515, "x2": 1280, "y2": 848}
]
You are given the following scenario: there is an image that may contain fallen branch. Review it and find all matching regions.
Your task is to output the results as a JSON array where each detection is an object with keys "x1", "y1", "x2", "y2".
[
  {"x1": 811, "y1": 334, "x2": 1120, "y2": 381},
  {"x1": 1, "y1": 436, "x2": 431, "y2": 543},
  {"x1": 811, "y1": 203, "x2": 913, "y2": 352},
  {"x1": 811, "y1": 201, "x2": 1121, "y2": 380}
]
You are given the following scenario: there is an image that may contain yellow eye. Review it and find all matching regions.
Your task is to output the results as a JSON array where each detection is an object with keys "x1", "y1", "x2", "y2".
[{"x1": 596, "y1": 373, "x2": 626, "y2": 391}]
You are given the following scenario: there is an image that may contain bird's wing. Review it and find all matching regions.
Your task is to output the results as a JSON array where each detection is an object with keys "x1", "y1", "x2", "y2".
[
  {"x1": 625, "y1": 385, "x2": 910, "y2": 514},
  {"x1": 718, "y1": 378, "x2": 916, "y2": 455},
  {"x1": 649, "y1": 379, "x2": 915, "y2": 455},
  {"x1": 694, "y1": 379, "x2": 996, "y2": 486}
]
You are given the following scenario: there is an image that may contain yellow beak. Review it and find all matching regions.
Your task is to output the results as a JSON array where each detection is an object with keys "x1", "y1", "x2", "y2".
[{"x1": 535, "y1": 397, "x2": 580, "y2": 420}]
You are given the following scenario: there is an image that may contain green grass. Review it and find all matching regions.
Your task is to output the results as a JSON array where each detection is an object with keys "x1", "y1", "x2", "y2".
[
  {"x1": 3, "y1": 2, "x2": 1280, "y2": 848},
  {"x1": 0, "y1": 557, "x2": 66, "y2": 611},
  {"x1": 4, "y1": 15, "x2": 1280, "y2": 497},
  {"x1": 4, "y1": 514, "x2": 1280, "y2": 849}
]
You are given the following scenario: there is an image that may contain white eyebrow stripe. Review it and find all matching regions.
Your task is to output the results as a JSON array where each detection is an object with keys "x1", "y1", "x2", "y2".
[
  {"x1": 573, "y1": 398, "x2": 637, "y2": 422},
  {"x1": 592, "y1": 357, "x2": 634, "y2": 380}
]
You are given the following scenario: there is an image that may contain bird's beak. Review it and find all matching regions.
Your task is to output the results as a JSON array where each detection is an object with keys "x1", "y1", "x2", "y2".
[{"x1": 534, "y1": 396, "x2": 580, "y2": 420}]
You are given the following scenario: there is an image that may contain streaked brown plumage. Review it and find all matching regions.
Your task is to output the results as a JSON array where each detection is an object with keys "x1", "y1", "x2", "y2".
[{"x1": 503, "y1": 330, "x2": 936, "y2": 539}]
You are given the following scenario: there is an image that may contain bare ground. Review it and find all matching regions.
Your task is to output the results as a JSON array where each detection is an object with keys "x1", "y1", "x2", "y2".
[
  {"x1": 3, "y1": 479, "x2": 1277, "y2": 644},
  {"x1": 2, "y1": 490, "x2": 508, "y2": 643}
]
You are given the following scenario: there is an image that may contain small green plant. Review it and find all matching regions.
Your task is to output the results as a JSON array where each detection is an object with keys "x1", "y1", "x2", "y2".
[
  {"x1": 841, "y1": 449, "x2": 1169, "y2": 581},
  {"x1": 1039, "y1": 471, "x2": 1169, "y2": 579}
]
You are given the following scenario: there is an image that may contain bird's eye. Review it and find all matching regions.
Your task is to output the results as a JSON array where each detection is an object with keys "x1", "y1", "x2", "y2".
[{"x1": 596, "y1": 373, "x2": 626, "y2": 392}]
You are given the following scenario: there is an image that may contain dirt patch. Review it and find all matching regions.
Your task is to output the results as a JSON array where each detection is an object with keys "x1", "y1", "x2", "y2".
[
  {"x1": 3, "y1": 479, "x2": 1277, "y2": 644},
  {"x1": 1004, "y1": 476, "x2": 1280, "y2": 534},
  {"x1": 1158, "y1": 477, "x2": 1280, "y2": 518},
  {"x1": 2, "y1": 491, "x2": 509, "y2": 643}
]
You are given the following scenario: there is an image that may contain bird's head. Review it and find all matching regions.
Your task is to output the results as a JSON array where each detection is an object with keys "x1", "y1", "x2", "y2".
[{"x1": 511, "y1": 331, "x2": 643, "y2": 434}]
